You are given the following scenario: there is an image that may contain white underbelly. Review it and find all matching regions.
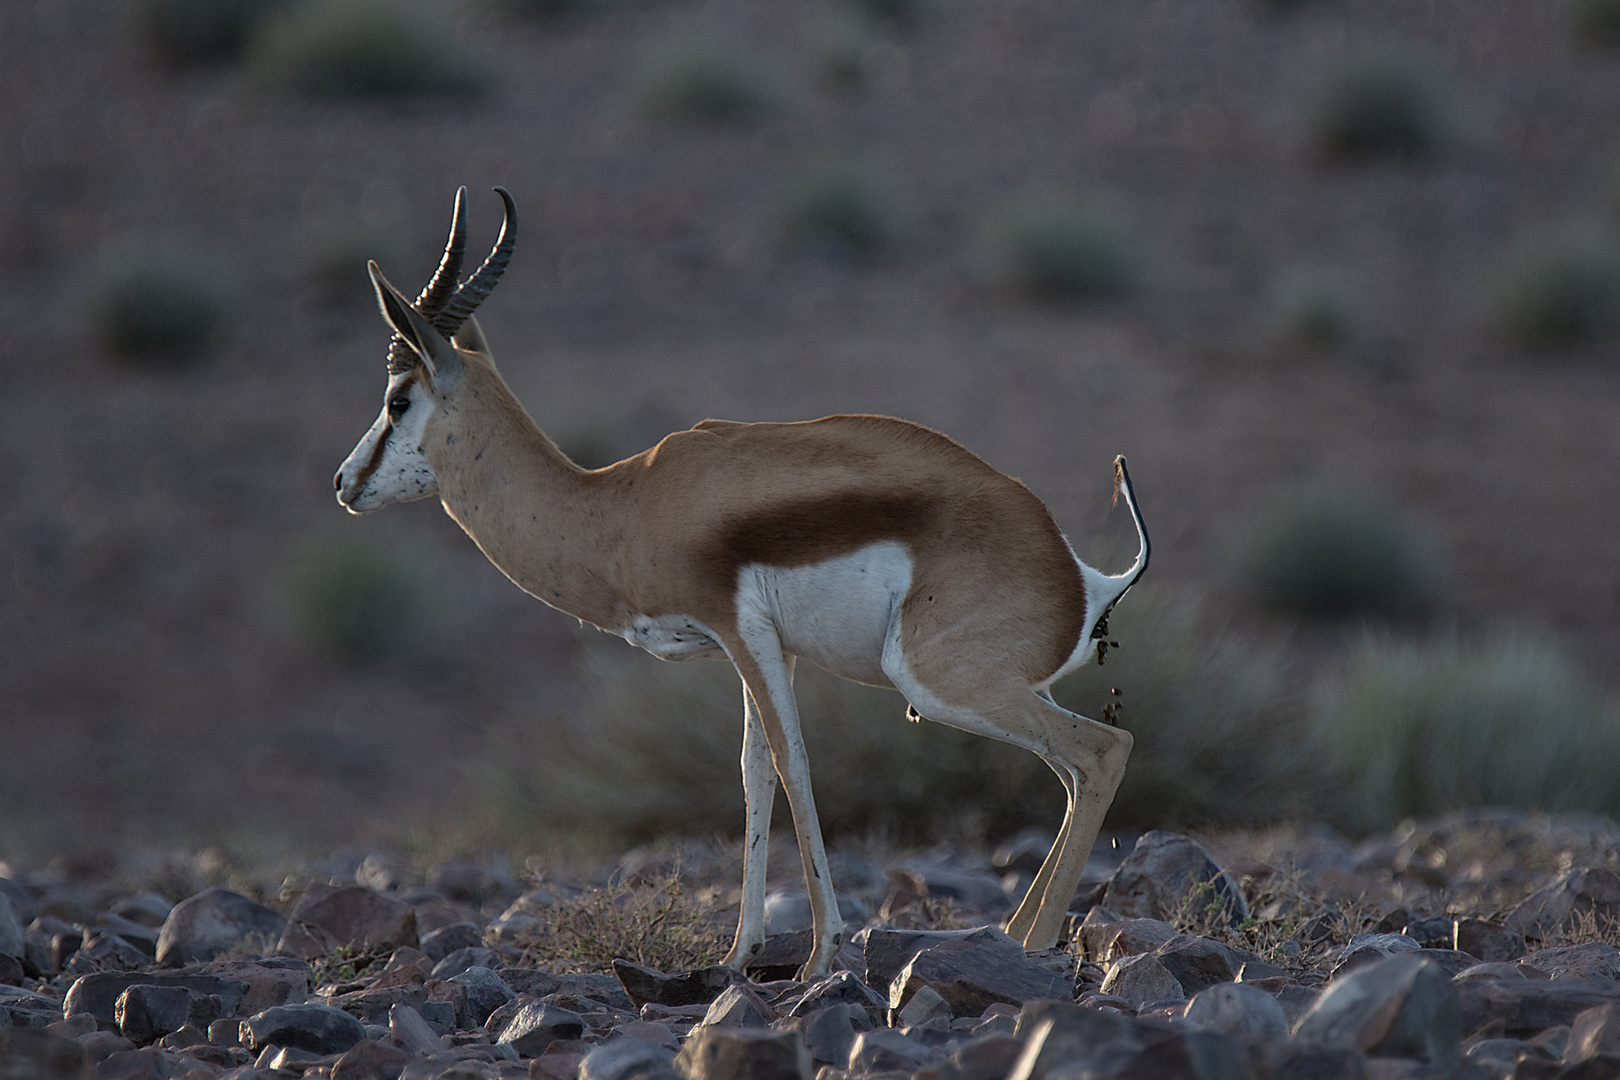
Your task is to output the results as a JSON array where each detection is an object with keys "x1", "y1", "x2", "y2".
[
  {"x1": 741, "y1": 541, "x2": 912, "y2": 685},
  {"x1": 620, "y1": 613, "x2": 727, "y2": 661}
]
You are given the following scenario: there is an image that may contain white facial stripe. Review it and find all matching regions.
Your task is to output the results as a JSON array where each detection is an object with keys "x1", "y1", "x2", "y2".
[{"x1": 336, "y1": 377, "x2": 440, "y2": 512}]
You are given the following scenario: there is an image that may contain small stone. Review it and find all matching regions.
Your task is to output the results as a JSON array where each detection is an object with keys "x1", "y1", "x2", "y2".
[
  {"x1": 64, "y1": 973, "x2": 248, "y2": 1032},
  {"x1": 1249, "y1": 1039, "x2": 1369, "y2": 1080},
  {"x1": 388, "y1": 1002, "x2": 444, "y2": 1055},
  {"x1": 1110, "y1": 1029, "x2": 1252, "y2": 1080},
  {"x1": 77, "y1": 1030, "x2": 135, "y2": 1064},
  {"x1": 895, "y1": 985, "x2": 953, "y2": 1027},
  {"x1": 1154, "y1": 935, "x2": 1255, "y2": 995},
  {"x1": 1456, "y1": 979, "x2": 1620, "y2": 1037},
  {"x1": 418, "y1": 923, "x2": 485, "y2": 964},
  {"x1": 1293, "y1": 954, "x2": 1460, "y2": 1071},
  {"x1": 1505, "y1": 869, "x2": 1620, "y2": 942},
  {"x1": 861, "y1": 926, "x2": 1023, "y2": 994},
  {"x1": 801, "y1": 1005, "x2": 858, "y2": 1066},
  {"x1": 611, "y1": 960, "x2": 738, "y2": 1010},
  {"x1": 948, "y1": 1034, "x2": 1024, "y2": 1080},
  {"x1": 1453, "y1": 919, "x2": 1525, "y2": 964},
  {"x1": 94, "y1": 1046, "x2": 170, "y2": 1080},
  {"x1": 700, "y1": 983, "x2": 775, "y2": 1028},
  {"x1": 47, "y1": 1014, "x2": 97, "y2": 1040},
  {"x1": 278, "y1": 884, "x2": 418, "y2": 960},
  {"x1": 195, "y1": 957, "x2": 313, "y2": 1015},
  {"x1": 0, "y1": 1028, "x2": 89, "y2": 1079},
  {"x1": 675, "y1": 1025, "x2": 811, "y2": 1080},
  {"x1": 430, "y1": 946, "x2": 502, "y2": 980},
  {"x1": 0, "y1": 893, "x2": 24, "y2": 961},
  {"x1": 1567, "y1": 1002, "x2": 1620, "y2": 1063},
  {"x1": 0, "y1": 955, "x2": 22, "y2": 987},
  {"x1": 846, "y1": 1027, "x2": 933, "y2": 1074},
  {"x1": 1077, "y1": 911, "x2": 1177, "y2": 964},
  {"x1": 788, "y1": 971, "x2": 886, "y2": 1019},
  {"x1": 446, "y1": 966, "x2": 516, "y2": 1027},
  {"x1": 1008, "y1": 1002, "x2": 1145, "y2": 1076},
  {"x1": 115, "y1": 985, "x2": 217, "y2": 1045},
  {"x1": 1100, "y1": 831, "x2": 1249, "y2": 925},
  {"x1": 329, "y1": 983, "x2": 430, "y2": 1025},
  {"x1": 1454, "y1": 962, "x2": 1527, "y2": 983},
  {"x1": 493, "y1": 1001, "x2": 584, "y2": 1057},
  {"x1": 889, "y1": 938, "x2": 1070, "y2": 1019},
  {"x1": 1100, "y1": 952, "x2": 1185, "y2": 1008},
  {"x1": 205, "y1": 1018, "x2": 241, "y2": 1046},
  {"x1": 1183, "y1": 981, "x2": 1289, "y2": 1038},
  {"x1": 331, "y1": 1037, "x2": 412, "y2": 1080},
  {"x1": 154, "y1": 889, "x2": 287, "y2": 967},
  {"x1": 612, "y1": 1019, "x2": 678, "y2": 1050},
  {"x1": 578, "y1": 1038, "x2": 680, "y2": 1080},
  {"x1": 1522, "y1": 944, "x2": 1620, "y2": 984},
  {"x1": 241, "y1": 1002, "x2": 368, "y2": 1055},
  {"x1": 1400, "y1": 917, "x2": 1454, "y2": 949}
]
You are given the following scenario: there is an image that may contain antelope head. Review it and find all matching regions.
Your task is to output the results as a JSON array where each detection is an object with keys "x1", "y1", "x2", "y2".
[{"x1": 335, "y1": 186, "x2": 516, "y2": 514}]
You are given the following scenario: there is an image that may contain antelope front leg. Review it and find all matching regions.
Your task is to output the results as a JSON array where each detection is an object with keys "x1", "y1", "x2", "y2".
[{"x1": 722, "y1": 670, "x2": 786, "y2": 971}]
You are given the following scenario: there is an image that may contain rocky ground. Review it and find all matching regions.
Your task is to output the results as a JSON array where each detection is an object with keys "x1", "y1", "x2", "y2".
[{"x1": 3, "y1": 812, "x2": 1620, "y2": 1079}]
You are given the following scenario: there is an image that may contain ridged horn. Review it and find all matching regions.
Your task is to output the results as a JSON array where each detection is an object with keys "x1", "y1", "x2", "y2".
[
  {"x1": 433, "y1": 187, "x2": 516, "y2": 336},
  {"x1": 386, "y1": 187, "x2": 470, "y2": 373}
]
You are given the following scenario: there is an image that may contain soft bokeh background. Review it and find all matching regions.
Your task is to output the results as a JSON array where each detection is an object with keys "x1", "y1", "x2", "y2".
[{"x1": 4, "y1": 0, "x2": 1620, "y2": 866}]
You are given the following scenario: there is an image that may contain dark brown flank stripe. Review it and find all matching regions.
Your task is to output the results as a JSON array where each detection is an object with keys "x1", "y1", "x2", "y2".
[{"x1": 702, "y1": 490, "x2": 936, "y2": 592}]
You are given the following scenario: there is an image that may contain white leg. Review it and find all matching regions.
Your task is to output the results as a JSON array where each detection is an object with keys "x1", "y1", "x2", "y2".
[
  {"x1": 723, "y1": 659, "x2": 791, "y2": 971},
  {"x1": 728, "y1": 610, "x2": 841, "y2": 978}
]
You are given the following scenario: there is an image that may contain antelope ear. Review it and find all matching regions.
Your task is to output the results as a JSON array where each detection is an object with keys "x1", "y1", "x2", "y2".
[
  {"x1": 451, "y1": 313, "x2": 490, "y2": 357},
  {"x1": 370, "y1": 261, "x2": 463, "y2": 383}
]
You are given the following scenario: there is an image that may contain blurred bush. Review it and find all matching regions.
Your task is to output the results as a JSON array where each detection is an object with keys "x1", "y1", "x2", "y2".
[
  {"x1": 468, "y1": 586, "x2": 1312, "y2": 844},
  {"x1": 1304, "y1": 48, "x2": 1462, "y2": 163},
  {"x1": 776, "y1": 156, "x2": 898, "y2": 260},
  {"x1": 1490, "y1": 224, "x2": 1620, "y2": 349},
  {"x1": 634, "y1": 37, "x2": 781, "y2": 124},
  {"x1": 1571, "y1": 0, "x2": 1620, "y2": 46},
  {"x1": 247, "y1": 0, "x2": 485, "y2": 99},
  {"x1": 1260, "y1": 266, "x2": 1360, "y2": 353},
  {"x1": 87, "y1": 239, "x2": 235, "y2": 365},
  {"x1": 134, "y1": 0, "x2": 286, "y2": 66},
  {"x1": 987, "y1": 199, "x2": 1147, "y2": 302},
  {"x1": 1237, "y1": 490, "x2": 1443, "y2": 620},
  {"x1": 814, "y1": 13, "x2": 882, "y2": 88},
  {"x1": 286, "y1": 532, "x2": 437, "y2": 663},
  {"x1": 1317, "y1": 630, "x2": 1620, "y2": 834}
]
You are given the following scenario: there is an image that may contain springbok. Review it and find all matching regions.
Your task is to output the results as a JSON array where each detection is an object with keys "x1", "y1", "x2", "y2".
[{"x1": 335, "y1": 187, "x2": 1150, "y2": 977}]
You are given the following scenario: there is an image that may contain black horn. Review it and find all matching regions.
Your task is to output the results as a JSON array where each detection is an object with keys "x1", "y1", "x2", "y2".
[
  {"x1": 416, "y1": 186, "x2": 468, "y2": 315},
  {"x1": 434, "y1": 187, "x2": 516, "y2": 336}
]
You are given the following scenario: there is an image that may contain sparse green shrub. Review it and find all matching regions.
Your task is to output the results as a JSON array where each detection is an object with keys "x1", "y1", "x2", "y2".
[
  {"x1": 1304, "y1": 48, "x2": 1461, "y2": 163},
  {"x1": 469, "y1": 586, "x2": 1311, "y2": 843},
  {"x1": 287, "y1": 532, "x2": 435, "y2": 662},
  {"x1": 88, "y1": 240, "x2": 235, "y2": 364},
  {"x1": 1491, "y1": 224, "x2": 1620, "y2": 349},
  {"x1": 1317, "y1": 630, "x2": 1620, "y2": 834},
  {"x1": 134, "y1": 0, "x2": 286, "y2": 66},
  {"x1": 1238, "y1": 490, "x2": 1442, "y2": 620},
  {"x1": 777, "y1": 156, "x2": 897, "y2": 259},
  {"x1": 1571, "y1": 0, "x2": 1620, "y2": 46},
  {"x1": 247, "y1": 0, "x2": 485, "y2": 99},
  {"x1": 635, "y1": 37, "x2": 780, "y2": 124},
  {"x1": 988, "y1": 199, "x2": 1147, "y2": 302},
  {"x1": 1261, "y1": 267, "x2": 1359, "y2": 352}
]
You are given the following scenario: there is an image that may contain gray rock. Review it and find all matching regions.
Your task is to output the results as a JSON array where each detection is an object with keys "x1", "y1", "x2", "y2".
[
  {"x1": 328, "y1": 983, "x2": 428, "y2": 1025},
  {"x1": 277, "y1": 883, "x2": 418, "y2": 960},
  {"x1": 1101, "y1": 1029, "x2": 1253, "y2": 1080},
  {"x1": 108, "y1": 895, "x2": 171, "y2": 930},
  {"x1": 195, "y1": 957, "x2": 312, "y2": 1014},
  {"x1": 1100, "y1": 831, "x2": 1249, "y2": 925},
  {"x1": 388, "y1": 1003, "x2": 443, "y2": 1055},
  {"x1": 63, "y1": 972, "x2": 247, "y2": 1031},
  {"x1": 801, "y1": 1005, "x2": 859, "y2": 1066},
  {"x1": 1408, "y1": 950, "x2": 1477, "y2": 979},
  {"x1": 579, "y1": 1038, "x2": 679, "y2": 1080},
  {"x1": 1154, "y1": 934, "x2": 1256, "y2": 995},
  {"x1": 445, "y1": 966, "x2": 515, "y2": 1026},
  {"x1": 63, "y1": 931, "x2": 147, "y2": 974},
  {"x1": 1333, "y1": 934, "x2": 1422, "y2": 979},
  {"x1": 554, "y1": 972, "x2": 634, "y2": 1012},
  {"x1": 1100, "y1": 952, "x2": 1185, "y2": 1008},
  {"x1": 1293, "y1": 954, "x2": 1460, "y2": 1071},
  {"x1": 418, "y1": 923, "x2": 483, "y2": 964},
  {"x1": 699, "y1": 983, "x2": 775, "y2": 1028},
  {"x1": 1505, "y1": 868, "x2": 1620, "y2": 942},
  {"x1": 1248, "y1": 1040, "x2": 1368, "y2": 1080},
  {"x1": 1523, "y1": 943, "x2": 1620, "y2": 984},
  {"x1": 500, "y1": 968, "x2": 563, "y2": 998},
  {"x1": 0, "y1": 1027, "x2": 89, "y2": 1079},
  {"x1": 429, "y1": 946, "x2": 501, "y2": 980},
  {"x1": 418, "y1": 998, "x2": 456, "y2": 1034},
  {"x1": 114, "y1": 985, "x2": 220, "y2": 1045},
  {"x1": 846, "y1": 1027, "x2": 934, "y2": 1074},
  {"x1": 949, "y1": 1033, "x2": 1025, "y2": 1080},
  {"x1": 1564, "y1": 1002, "x2": 1620, "y2": 1065},
  {"x1": 241, "y1": 1002, "x2": 367, "y2": 1055},
  {"x1": 861, "y1": 925, "x2": 1023, "y2": 993},
  {"x1": 1008, "y1": 1002, "x2": 1145, "y2": 1079},
  {"x1": 154, "y1": 889, "x2": 287, "y2": 967},
  {"x1": 0, "y1": 879, "x2": 40, "y2": 929},
  {"x1": 889, "y1": 938, "x2": 1069, "y2": 1018},
  {"x1": 0, "y1": 984, "x2": 63, "y2": 1028},
  {"x1": 1453, "y1": 919, "x2": 1525, "y2": 964},
  {"x1": 494, "y1": 1001, "x2": 584, "y2": 1057},
  {"x1": 1456, "y1": 978, "x2": 1620, "y2": 1037},
  {"x1": 1184, "y1": 982, "x2": 1290, "y2": 1038},
  {"x1": 1454, "y1": 962, "x2": 1527, "y2": 983},
  {"x1": 94, "y1": 1046, "x2": 170, "y2": 1080},
  {"x1": 76, "y1": 1030, "x2": 134, "y2": 1064},
  {"x1": 674, "y1": 1025, "x2": 811, "y2": 1080},
  {"x1": 331, "y1": 1037, "x2": 411, "y2": 1079},
  {"x1": 1401, "y1": 917, "x2": 1455, "y2": 949},
  {"x1": 787, "y1": 970, "x2": 886, "y2": 1018},
  {"x1": 1079, "y1": 913, "x2": 1178, "y2": 965},
  {"x1": 611, "y1": 960, "x2": 738, "y2": 1009},
  {"x1": 0, "y1": 894, "x2": 24, "y2": 961}
]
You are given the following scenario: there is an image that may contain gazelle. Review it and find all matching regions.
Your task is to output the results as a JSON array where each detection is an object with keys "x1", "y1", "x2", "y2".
[{"x1": 336, "y1": 188, "x2": 1150, "y2": 977}]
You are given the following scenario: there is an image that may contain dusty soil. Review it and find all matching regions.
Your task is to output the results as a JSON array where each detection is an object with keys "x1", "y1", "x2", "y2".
[{"x1": 2, "y1": 0, "x2": 1618, "y2": 855}]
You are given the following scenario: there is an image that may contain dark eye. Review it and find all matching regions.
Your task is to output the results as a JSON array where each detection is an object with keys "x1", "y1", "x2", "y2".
[{"x1": 387, "y1": 395, "x2": 411, "y2": 418}]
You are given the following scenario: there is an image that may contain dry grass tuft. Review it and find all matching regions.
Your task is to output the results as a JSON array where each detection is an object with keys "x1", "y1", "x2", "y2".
[{"x1": 502, "y1": 870, "x2": 729, "y2": 974}]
